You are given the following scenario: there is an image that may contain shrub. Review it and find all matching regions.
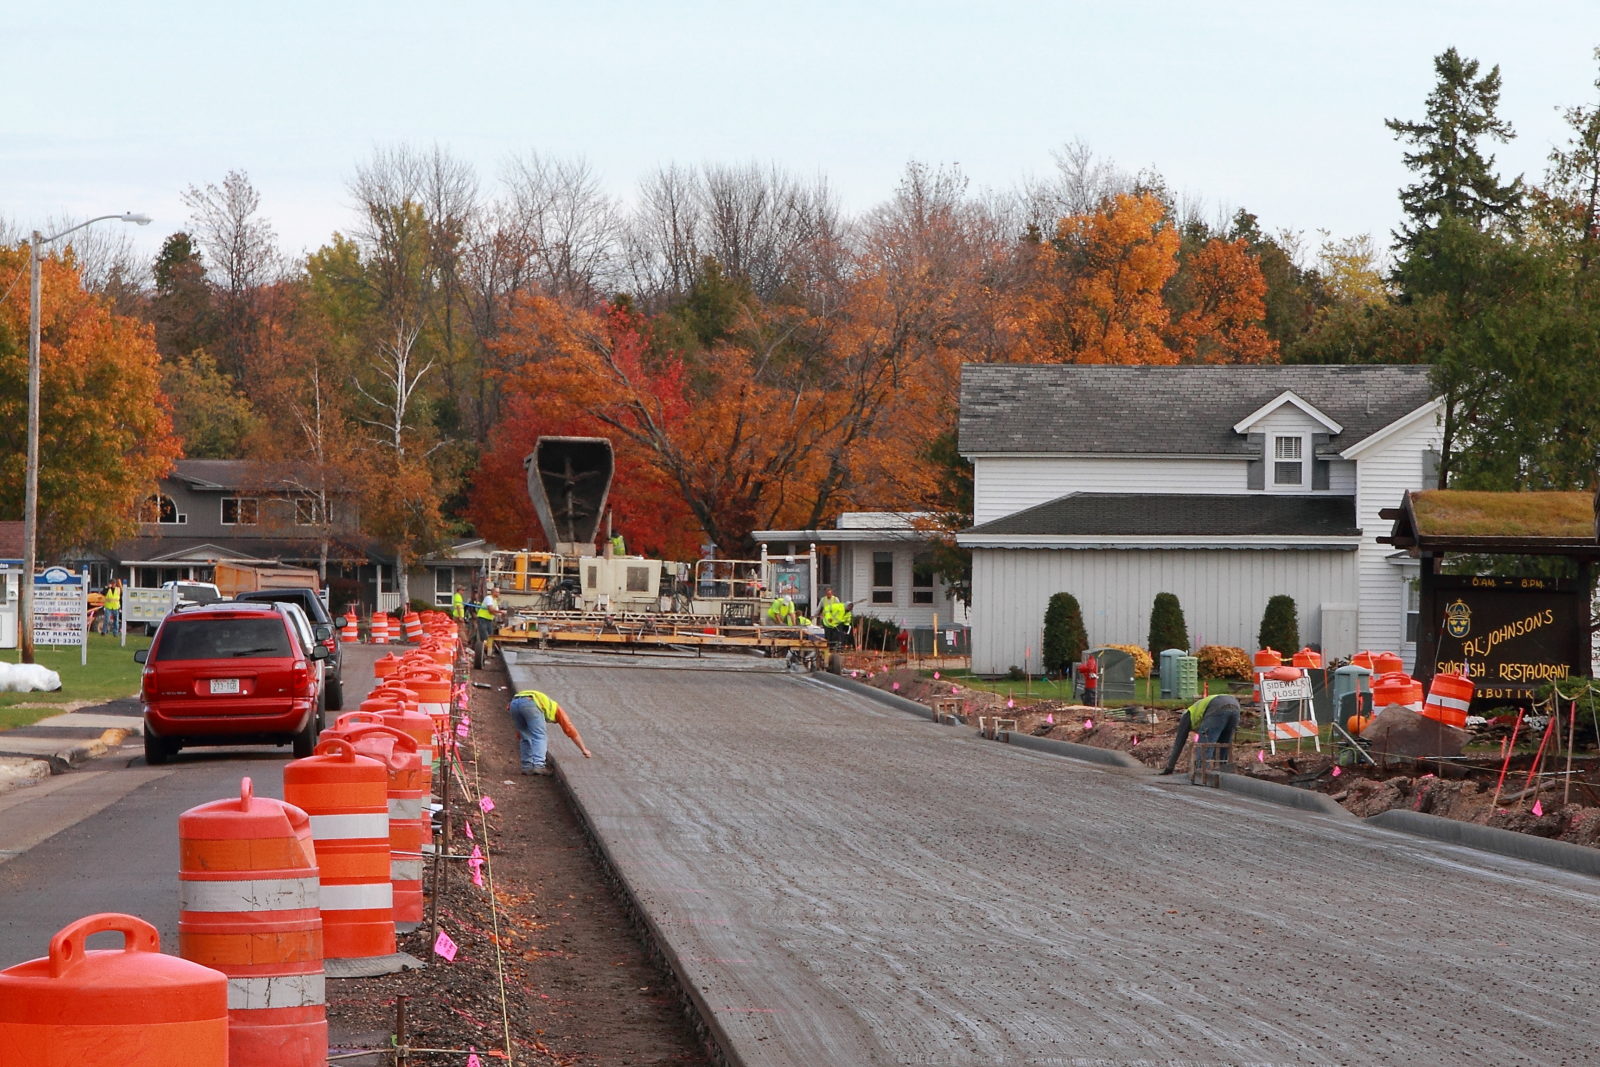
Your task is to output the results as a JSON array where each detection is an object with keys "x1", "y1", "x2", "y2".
[
  {"x1": 1147, "y1": 592, "x2": 1189, "y2": 657},
  {"x1": 1041, "y1": 593, "x2": 1088, "y2": 676},
  {"x1": 1105, "y1": 643, "x2": 1153, "y2": 678},
  {"x1": 1196, "y1": 645, "x2": 1252, "y2": 681},
  {"x1": 855, "y1": 614, "x2": 900, "y2": 651},
  {"x1": 1257, "y1": 594, "x2": 1300, "y2": 654}
]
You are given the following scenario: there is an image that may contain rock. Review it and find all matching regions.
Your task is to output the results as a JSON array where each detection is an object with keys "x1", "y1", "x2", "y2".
[{"x1": 1361, "y1": 705, "x2": 1469, "y2": 760}]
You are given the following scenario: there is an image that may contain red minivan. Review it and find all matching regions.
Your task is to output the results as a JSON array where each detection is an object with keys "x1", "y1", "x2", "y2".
[{"x1": 136, "y1": 602, "x2": 328, "y2": 765}]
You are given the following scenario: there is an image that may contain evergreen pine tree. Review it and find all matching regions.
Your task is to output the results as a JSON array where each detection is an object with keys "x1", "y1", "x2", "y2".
[
  {"x1": 1042, "y1": 593, "x2": 1088, "y2": 677},
  {"x1": 1257, "y1": 595, "x2": 1300, "y2": 654},
  {"x1": 1147, "y1": 592, "x2": 1189, "y2": 656}
]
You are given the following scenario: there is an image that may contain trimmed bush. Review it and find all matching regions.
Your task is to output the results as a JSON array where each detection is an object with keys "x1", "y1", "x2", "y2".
[
  {"x1": 1257, "y1": 594, "x2": 1300, "y2": 654},
  {"x1": 1196, "y1": 645, "x2": 1252, "y2": 681},
  {"x1": 1105, "y1": 643, "x2": 1153, "y2": 679},
  {"x1": 1147, "y1": 592, "x2": 1189, "y2": 657},
  {"x1": 1041, "y1": 593, "x2": 1088, "y2": 677}
]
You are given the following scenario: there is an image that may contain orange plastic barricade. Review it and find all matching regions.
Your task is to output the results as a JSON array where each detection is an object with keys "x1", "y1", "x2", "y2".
[
  {"x1": 1422, "y1": 671, "x2": 1474, "y2": 729},
  {"x1": 179, "y1": 777, "x2": 327, "y2": 1066},
  {"x1": 283, "y1": 739, "x2": 395, "y2": 961},
  {"x1": 339, "y1": 612, "x2": 358, "y2": 644},
  {"x1": 369, "y1": 612, "x2": 391, "y2": 645},
  {"x1": 0, "y1": 913, "x2": 228, "y2": 1066},
  {"x1": 401, "y1": 611, "x2": 423, "y2": 642},
  {"x1": 321, "y1": 723, "x2": 427, "y2": 924}
]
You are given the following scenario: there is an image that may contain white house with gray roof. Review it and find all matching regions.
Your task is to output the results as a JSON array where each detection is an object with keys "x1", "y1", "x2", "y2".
[{"x1": 956, "y1": 364, "x2": 1443, "y2": 676}]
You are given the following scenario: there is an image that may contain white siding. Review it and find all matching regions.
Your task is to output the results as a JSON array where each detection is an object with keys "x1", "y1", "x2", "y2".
[
  {"x1": 842, "y1": 542, "x2": 967, "y2": 632},
  {"x1": 1352, "y1": 411, "x2": 1443, "y2": 663},
  {"x1": 974, "y1": 457, "x2": 1245, "y2": 523},
  {"x1": 969, "y1": 547, "x2": 1357, "y2": 675}
]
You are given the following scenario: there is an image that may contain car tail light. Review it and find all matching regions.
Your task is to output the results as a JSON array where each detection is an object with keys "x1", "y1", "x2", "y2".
[
  {"x1": 292, "y1": 660, "x2": 313, "y2": 696},
  {"x1": 142, "y1": 668, "x2": 157, "y2": 698}
]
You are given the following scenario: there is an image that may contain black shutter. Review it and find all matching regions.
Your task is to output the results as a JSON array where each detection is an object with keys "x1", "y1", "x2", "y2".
[{"x1": 1246, "y1": 433, "x2": 1265, "y2": 490}]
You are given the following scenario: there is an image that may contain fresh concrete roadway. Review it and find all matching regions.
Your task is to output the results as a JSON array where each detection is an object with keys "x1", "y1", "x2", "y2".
[{"x1": 511, "y1": 647, "x2": 1600, "y2": 1067}]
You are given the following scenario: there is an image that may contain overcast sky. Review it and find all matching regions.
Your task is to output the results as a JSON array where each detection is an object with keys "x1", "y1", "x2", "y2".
[{"x1": 7, "y1": 1, "x2": 1597, "y2": 269}]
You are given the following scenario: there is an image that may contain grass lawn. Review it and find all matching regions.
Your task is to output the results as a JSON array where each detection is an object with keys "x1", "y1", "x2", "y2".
[{"x1": 0, "y1": 632, "x2": 150, "y2": 730}]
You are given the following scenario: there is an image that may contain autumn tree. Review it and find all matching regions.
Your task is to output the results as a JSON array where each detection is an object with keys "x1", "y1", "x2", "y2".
[
  {"x1": 1024, "y1": 191, "x2": 1181, "y2": 364},
  {"x1": 162, "y1": 350, "x2": 259, "y2": 457},
  {"x1": 182, "y1": 170, "x2": 282, "y2": 380},
  {"x1": 1165, "y1": 237, "x2": 1278, "y2": 363},
  {"x1": 0, "y1": 243, "x2": 180, "y2": 557}
]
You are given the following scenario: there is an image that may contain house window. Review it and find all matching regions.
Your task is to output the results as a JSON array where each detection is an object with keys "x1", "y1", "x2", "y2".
[
  {"x1": 1272, "y1": 435, "x2": 1305, "y2": 488},
  {"x1": 1405, "y1": 578, "x2": 1420, "y2": 644},
  {"x1": 434, "y1": 568, "x2": 454, "y2": 607},
  {"x1": 872, "y1": 552, "x2": 894, "y2": 604},
  {"x1": 296, "y1": 497, "x2": 323, "y2": 525},
  {"x1": 221, "y1": 497, "x2": 259, "y2": 525},
  {"x1": 141, "y1": 494, "x2": 183, "y2": 524},
  {"x1": 912, "y1": 553, "x2": 935, "y2": 605}
]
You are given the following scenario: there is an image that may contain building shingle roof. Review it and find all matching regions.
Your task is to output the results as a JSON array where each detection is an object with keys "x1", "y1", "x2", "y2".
[
  {"x1": 965, "y1": 493, "x2": 1359, "y2": 539},
  {"x1": 958, "y1": 364, "x2": 1436, "y2": 456}
]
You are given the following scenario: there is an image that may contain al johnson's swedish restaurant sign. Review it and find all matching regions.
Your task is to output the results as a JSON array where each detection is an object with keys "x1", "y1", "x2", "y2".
[{"x1": 1431, "y1": 575, "x2": 1579, "y2": 704}]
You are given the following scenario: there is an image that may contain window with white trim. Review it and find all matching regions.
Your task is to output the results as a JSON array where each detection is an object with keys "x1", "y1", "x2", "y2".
[
  {"x1": 1272, "y1": 435, "x2": 1306, "y2": 488},
  {"x1": 1405, "y1": 578, "x2": 1420, "y2": 644},
  {"x1": 912, "y1": 553, "x2": 935, "y2": 605},
  {"x1": 295, "y1": 497, "x2": 323, "y2": 525},
  {"x1": 871, "y1": 552, "x2": 894, "y2": 604},
  {"x1": 141, "y1": 494, "x2": 184, "y2": 524}
]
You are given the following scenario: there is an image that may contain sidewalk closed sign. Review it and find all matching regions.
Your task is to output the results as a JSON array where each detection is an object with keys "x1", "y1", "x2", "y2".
[{"x1": 33, "y1": 567, "x2": 86, "y2": 646}]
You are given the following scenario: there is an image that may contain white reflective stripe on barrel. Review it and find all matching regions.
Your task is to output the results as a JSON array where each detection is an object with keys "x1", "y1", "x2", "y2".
[
  {"x1": 420, "y1": 702, "x2": 447, "y2": 716},
  {"x1": 1429, "y1": 693, "x2": 1472, "y2": 711},
  {"x1": 180, "y1": 875, "x2": 318, "y2": 913},
  {"x1": 228, "y1": 972, "x2": 326, "y2": 1010},
  {"x1": 389, "y1": 797, "x2": 424, "y2": 819},
  {"x1": 319, "y1": 880, "x2": 393, "y2": 911},
  {"x1": 309, "y1": 812, "x2": 389, "y2": 840},
  {"x1": 391, "y1": 858, "x2": 424, "y2": 880}
]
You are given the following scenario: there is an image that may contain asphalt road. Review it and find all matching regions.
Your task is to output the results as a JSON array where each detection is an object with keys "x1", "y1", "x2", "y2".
[
  {"x1": 0, "y1": 644, "x2": 389, "y2": 968},
  {"x1": 510, "y1": 648, "x2": 1600, "y2": 1067}
]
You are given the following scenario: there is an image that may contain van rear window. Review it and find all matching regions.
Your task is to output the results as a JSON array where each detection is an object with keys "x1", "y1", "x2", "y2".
[{"x1": 154, "y1": 618, "x2": 292, "y2": 660}]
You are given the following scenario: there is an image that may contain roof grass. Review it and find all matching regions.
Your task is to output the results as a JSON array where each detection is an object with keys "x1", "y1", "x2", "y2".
[{"x1": 1411, "y1": 490, "x2": 1594, "y2": 540}]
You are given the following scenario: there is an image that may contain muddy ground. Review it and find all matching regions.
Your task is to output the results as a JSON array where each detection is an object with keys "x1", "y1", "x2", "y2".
[
  {"x1": 326, "y1": 658, "x2": 715, "y2": 1066},
  {"x1": 857, "y1": 659, "x2": 1600, "y2": 849}
]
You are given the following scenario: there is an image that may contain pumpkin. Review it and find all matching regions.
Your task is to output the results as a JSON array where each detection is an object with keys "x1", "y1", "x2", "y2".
[{"x1": 1347, "y1": 714, "x2": 1371, "y2": 734}]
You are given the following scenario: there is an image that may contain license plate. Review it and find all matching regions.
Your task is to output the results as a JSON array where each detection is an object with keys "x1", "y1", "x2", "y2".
[{"x1": 209, "y1": 678, "x2": 241, "y2": 695}]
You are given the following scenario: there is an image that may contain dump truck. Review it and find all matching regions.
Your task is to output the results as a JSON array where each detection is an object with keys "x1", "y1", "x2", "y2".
[{"x1": 213, "y1": 562, "x2": 320, "y2": 598}]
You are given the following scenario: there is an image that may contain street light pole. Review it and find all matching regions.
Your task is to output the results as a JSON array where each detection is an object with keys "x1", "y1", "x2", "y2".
[{"x1": 20, "y1": 212, "x2": 151, "y2": 663}]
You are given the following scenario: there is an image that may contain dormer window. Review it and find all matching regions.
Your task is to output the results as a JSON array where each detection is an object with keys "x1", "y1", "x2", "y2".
[{"x1": 1273, "y1": 435, "x2": 1305, "y2": 488}]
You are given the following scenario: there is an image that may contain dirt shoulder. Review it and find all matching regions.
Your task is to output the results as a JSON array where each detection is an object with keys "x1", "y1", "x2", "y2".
[
  {"x1": 858, "y1": 662, "x2": 1600, "y2": 850},
  {"x1": 327, "y1": 658, "x2": 714, "y2": 1066}
]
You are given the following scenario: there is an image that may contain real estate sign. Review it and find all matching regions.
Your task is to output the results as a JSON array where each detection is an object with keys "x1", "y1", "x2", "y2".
[{"x1": 32, "y1": 567, "x2": 86, "y2": 647}]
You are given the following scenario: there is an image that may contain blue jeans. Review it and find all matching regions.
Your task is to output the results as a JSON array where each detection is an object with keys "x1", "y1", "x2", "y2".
[{"x1": 509, "y1": 695, "x2": 548, "y2": 769}]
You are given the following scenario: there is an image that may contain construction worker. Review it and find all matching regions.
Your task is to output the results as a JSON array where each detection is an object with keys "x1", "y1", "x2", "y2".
[
  {"x1": 451, "y1": 585, "x2": 466, "y2": 623},
  {"x1": 819, "y1": 587, "x2": 846, "y2": 646},
  {"x1": 766, "y1": 594, "x2": 796, "y2": 626},
  {"x1": 1159, "y1": 692, "x2": 1242, "y2": 776},
  {"x1": 102, "y1": 579, "x2": 122, "y2": 636},
  {"x1": 475, "y1": 587, "x2": 500, "y2": 645},
  {"x1": 610, "y1": 532, "x2": 626, "y2": 555},
  {"x1": 509, "y1": 689, "x2": 592, "y2": 775}
]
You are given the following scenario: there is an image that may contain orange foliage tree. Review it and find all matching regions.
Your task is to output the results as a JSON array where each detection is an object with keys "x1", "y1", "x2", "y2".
[
  {"x1": 1025, "y1": 192, "x2": 1181, "y2": 364},
  {"x1": 0, "y1": 244, "x2": 181, "y2": 557},
  {"x1": 1166, "y1": 238, "x2": 1278, "y2": 363}
]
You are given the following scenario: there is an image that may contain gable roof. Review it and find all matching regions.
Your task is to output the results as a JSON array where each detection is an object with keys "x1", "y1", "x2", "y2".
[
  {"x1": 959, "y1": 364, "x2": 1436, "y2": 456},
  {"x1": 963, "y1": 492, "x2": 1359, "y2": 543}
]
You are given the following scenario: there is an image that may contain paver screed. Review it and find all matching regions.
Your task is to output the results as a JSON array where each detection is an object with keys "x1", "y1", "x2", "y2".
[{"x1": 507, "y1": 650, "x2": 1600, "y2": 1066}]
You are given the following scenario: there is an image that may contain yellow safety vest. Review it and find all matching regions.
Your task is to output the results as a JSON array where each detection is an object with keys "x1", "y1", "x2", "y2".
[
  {"x1": 104, "y1": 586, "x2": 121, "y2": 611},
  {"x1": 452, "y1": 592, "x2": 465, "y2": 619},
  {"x1": 514, "y1": 690, "x2": 560, "y2": 722}
]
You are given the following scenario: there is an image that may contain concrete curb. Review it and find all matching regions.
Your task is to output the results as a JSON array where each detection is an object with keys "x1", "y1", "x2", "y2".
[
  {"x1": 810, "y1": 671, "x2": 940, "y2": 721},
  {"x1": 0, "y1": 757, "x2": 51, "y2": 797},
  {"x1": 1368, "y1": 809, "x2": 1600, "y2": 878},
  {"x1": 1215, "y1": 772, "x2": 1354, "y2": 818},
  {"x1": 998, "y1": 730, "x2": 1148, "y2": 772}
]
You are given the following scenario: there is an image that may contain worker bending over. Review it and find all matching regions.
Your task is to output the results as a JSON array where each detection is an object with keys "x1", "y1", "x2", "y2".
[
  {"x1": 509, "y1": 689, "x2": 592, "y2": 776},
  {"x1": 1159, "y1": 692, "x2": 1241, "y2": 776}
]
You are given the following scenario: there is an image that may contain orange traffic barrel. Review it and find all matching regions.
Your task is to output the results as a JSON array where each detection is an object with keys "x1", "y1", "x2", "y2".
[
  {"x1": 1351, "y1": 650, "x2": 1377, "y2": 670},
  {"x1": 373, "y1": 652, "x2": 403, "y2": 680},
  {"x1": 1373, "y1": 650, "x2": 1405, "y2": 675},
  {"x1": 337, "y1": 708, "x2": 434, "y2": 794},
  {"x1": 398, "y1": 668, "x2": 451, "y2": 728},
  {"x1": 401, "y1": 611, "x2": 423, "y2": 642},
  {"x1": 1372, "y1": 671, "x2": 1422, "y2": 710},
  {"x1": 1291, "y1": 647, "x2": 1323, "y2": 669},
  {"x1": 179, "y1": 777, "x2": 327, "y2": 1065},
  {"x1": 0, "y1": 913, "x2": 228, "y2": 1065},
  {"x1": 1422, "y1": 672, "x2": 1473, "y2": 728},
  {"x1": 283, "y1": 740, "x2": 395, "y2": 961},
  {"x1": 369, "y1": 612, "x2": 390, "y2": 645},
  {"x1": 339, "y1": 612, "x2": 358, "y2": 644},
  {"x1": 1253, "y1": 647, "x2": 1282, "y2": 669},
  {"x1": 322, "y1": 724, "x2": 427, "y2": 925}
]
